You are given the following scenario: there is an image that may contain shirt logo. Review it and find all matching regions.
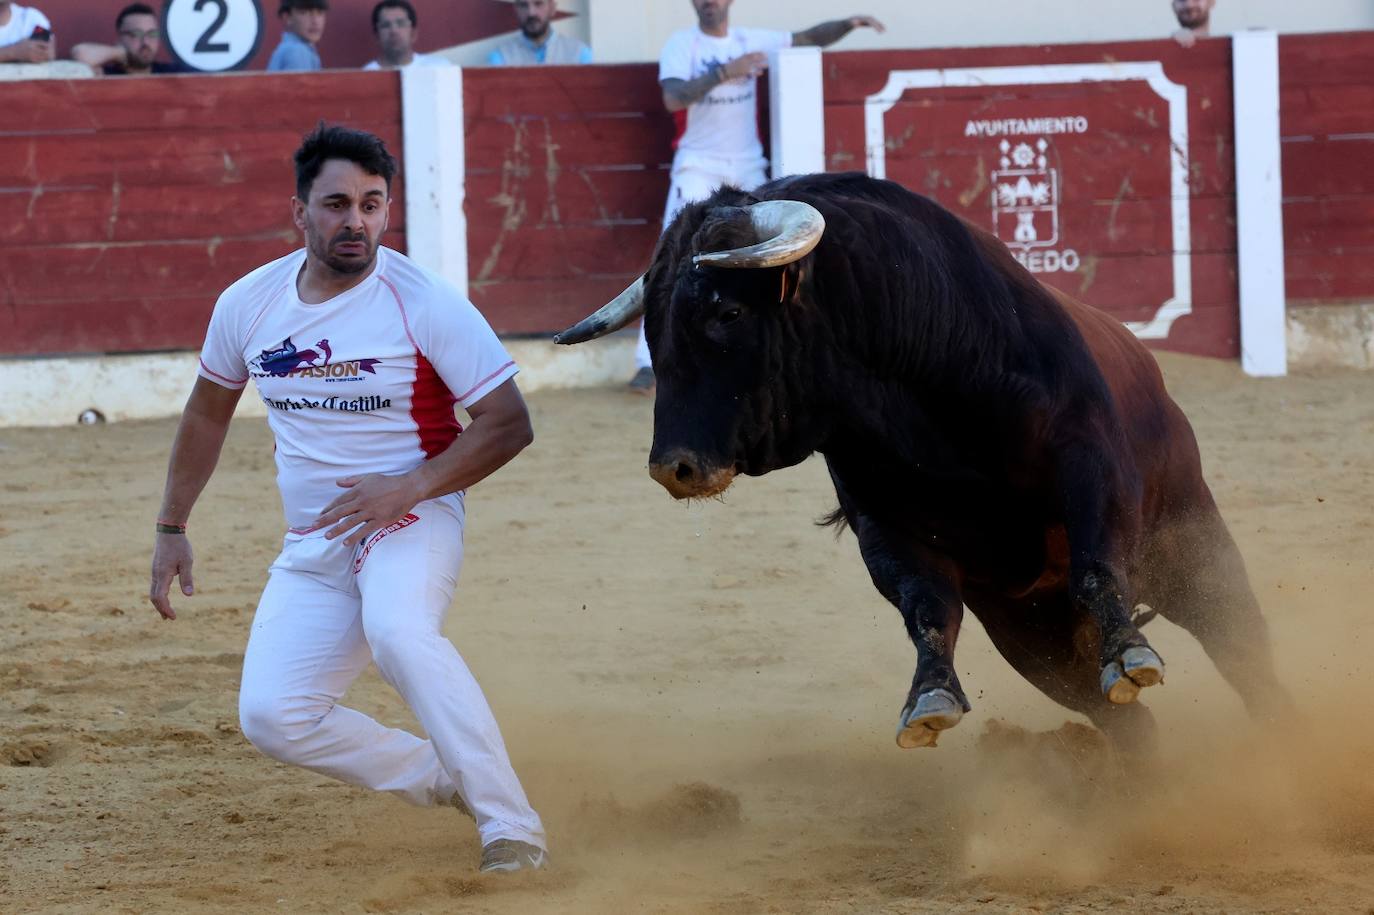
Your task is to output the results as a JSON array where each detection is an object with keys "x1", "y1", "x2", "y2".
[{"x1": 250, "y1": 337, "x2": 383, "y2": 380}]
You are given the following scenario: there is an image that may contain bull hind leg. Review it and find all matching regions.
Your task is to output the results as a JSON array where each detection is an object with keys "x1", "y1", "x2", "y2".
[
  {"x1": 977, "y1": 598, "x2": 1160, "y2": 768},
  {"x1": 1140, "y1": 507, "x2": 1295, "y2": 722}
]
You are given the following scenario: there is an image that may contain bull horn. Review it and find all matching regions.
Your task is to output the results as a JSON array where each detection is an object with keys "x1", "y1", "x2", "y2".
[
  {"x1": 692, "y1": 200, "x2": 825, "y2": 269},
  {"x1": 554, "y1": 275, "x2": 646, "y2": 345}
]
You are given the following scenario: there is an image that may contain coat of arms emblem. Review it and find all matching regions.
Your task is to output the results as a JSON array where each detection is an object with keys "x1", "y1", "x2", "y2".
[{"x1": 991, "y1": 138, "x2": 1059, "y2": 250}]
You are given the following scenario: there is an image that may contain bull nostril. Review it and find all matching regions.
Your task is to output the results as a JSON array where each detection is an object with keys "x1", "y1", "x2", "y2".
[{"x1": 674, "y1": 462, "x2": 695, "y2": 483}]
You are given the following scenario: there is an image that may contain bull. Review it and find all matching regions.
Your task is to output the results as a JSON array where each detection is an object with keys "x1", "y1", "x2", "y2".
[{"x1": 557, "y1": 172, "x2": 1290, "y2": 755}]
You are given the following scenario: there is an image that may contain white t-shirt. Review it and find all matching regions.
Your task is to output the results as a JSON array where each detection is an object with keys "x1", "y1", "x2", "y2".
[
  {"x1": 0, "y1": 4, "x2": 51, "y2": 46},
  {"x1": 198, "y1": 246, "x2": 517, "y2": 532},
  {"x1": 362, "y1": 52, "x2": 450, "y2": 70},
  {"x1": 658, "y1": 26, "x2": 791, "y2": 161}
]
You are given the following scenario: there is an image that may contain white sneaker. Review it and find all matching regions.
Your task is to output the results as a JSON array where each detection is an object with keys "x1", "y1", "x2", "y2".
[{"x1": 479, "y1": 839, "x2": 548, "y2": 873}]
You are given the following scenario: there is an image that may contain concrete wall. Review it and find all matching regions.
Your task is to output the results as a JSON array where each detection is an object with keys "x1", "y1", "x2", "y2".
[{"x1": 588, "y1": 0, "x2": 1374, "y2": 64}]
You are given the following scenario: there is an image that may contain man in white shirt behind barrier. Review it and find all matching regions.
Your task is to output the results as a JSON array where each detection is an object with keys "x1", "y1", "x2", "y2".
[
  {"x1": 364, "y1": 0, "x2": 450, "y2": 70},
  {"x1": 628, "y1": 0, "x2": 885, "y2": 394},
  {"x1": 148, "y1": 123, "x2": 548, "y2": 875}
]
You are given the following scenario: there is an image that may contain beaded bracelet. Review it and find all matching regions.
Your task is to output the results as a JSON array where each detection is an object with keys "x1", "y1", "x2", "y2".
[{"x1": 155, "y1": 521, "x2": 187, "y2": 535}]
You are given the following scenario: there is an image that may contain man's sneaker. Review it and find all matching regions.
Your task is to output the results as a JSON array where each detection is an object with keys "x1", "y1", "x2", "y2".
[
  {"x1": 479, "y1": 839, "x2": 549, "y2": 874},
  {"x1": 627, "y1": 366, "x2": 655, "y2": 397}
]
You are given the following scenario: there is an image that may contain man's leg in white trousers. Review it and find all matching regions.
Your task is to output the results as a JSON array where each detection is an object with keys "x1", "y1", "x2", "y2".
[
  {"x1": 238, "y1": 534, "x2": 459, "y2": 807},
  {"x1": 354, "y1": 496, "x2": 546, "y2": 851}
]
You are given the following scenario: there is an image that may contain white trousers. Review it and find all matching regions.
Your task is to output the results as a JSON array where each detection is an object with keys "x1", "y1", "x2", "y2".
[
  {"x1": 237, "y1": 493, "x2": 545, "y2": 850},
  {"x1": 635, "y1": 154, "x2": 771, "y2": 370}
]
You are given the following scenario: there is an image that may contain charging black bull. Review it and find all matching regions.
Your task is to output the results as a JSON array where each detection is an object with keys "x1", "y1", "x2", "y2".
[{"x1": 556, "y1": 172, "x2": 1290, "y2": 755}]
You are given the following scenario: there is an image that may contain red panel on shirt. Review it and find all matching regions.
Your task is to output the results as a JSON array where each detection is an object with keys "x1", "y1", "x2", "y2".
[{"x1": 411, "y1": 354, "x2": 461, "y2": 459}]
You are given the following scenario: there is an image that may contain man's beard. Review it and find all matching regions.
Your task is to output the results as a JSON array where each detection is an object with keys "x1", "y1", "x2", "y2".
[
  {"x1": 520, "y1": 17, "x2": 549, "y2": 40},
  {"x1": 1175, "y1": 7, "x2": 1209, "y2": 28},
  {"x1": 312, "y1": 228, "x2": 376, "y2": 275}
]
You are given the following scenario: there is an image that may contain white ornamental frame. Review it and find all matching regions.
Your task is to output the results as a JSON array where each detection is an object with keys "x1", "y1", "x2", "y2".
[{"x1": 864, "y1": 63, "x2": 1190, "y2": 340}]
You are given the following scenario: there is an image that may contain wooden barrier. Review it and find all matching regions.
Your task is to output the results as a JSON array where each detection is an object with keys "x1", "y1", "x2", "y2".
[
  {"x1": 3, "y1": 33, "x2": 1371, "y2": 361},
  {"x1": 461, "y1": 63, "x2": 673, "y2": 334},
  {"x1": 0, "y1": 71, "x2": 404, "y2": 357},
  {"x1": 1279, "y1": 31, "x2": 1374, "y2": 306}
]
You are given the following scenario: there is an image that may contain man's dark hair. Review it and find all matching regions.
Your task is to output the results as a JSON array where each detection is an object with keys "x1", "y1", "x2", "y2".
[
  {"x1": 279, "y1": 0, "x2": 328, "y2": 14},
  {"x1": 115, "y1": 2, "x2": 156, "y2": 30},
  {"x1": 371, "y1": 0, "x2": 417, "y2": 33},
  {"x1": 293, "y1": 123, "x2": 397, "y2": 200}
]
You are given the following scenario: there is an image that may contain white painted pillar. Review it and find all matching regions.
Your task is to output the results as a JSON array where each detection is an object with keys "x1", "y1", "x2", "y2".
[
  {"x1": 769, "y1": 46, "x2": 825, "y2": 179},
  {"x1": 1232, "y1": 30, "x2": 1287, "y2": 377},
  {"x1": 401, "y1": 65, "x2": 468, "y2": 296}
]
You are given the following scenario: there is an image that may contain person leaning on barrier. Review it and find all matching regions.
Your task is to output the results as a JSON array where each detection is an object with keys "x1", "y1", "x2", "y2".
[
  {"x1": 71, "y1": 3, "x2": 190, "y2": 75},
  {"x1": 363, "y1": 0, "x2": 449, "y2": 70},
  {"x1": 486, "y1": 0, "x2": 591, "y2": 66},
  {"x1": 0, "y1": 0, "x2": 54, "y2": 64},
  {"x1": 268, "y1": 0, "x2": 327, "y2": 71},
  {"x1": 1171, "y1": 0, "x2": 1214, "y2": 47},
  {"x1": 626, "y1": 0, "x2": 884, "y2": 395}
]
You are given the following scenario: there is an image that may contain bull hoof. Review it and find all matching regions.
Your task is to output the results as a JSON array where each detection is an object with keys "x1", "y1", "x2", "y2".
[
  {"x1": 896, "y1": 689, "x2": 964, "y2": 749},
  {"x1": 1101, "y1": 646, "x2": 1166, "y2": 705}
]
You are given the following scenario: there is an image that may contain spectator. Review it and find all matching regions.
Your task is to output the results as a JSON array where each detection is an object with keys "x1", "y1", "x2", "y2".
[
  {"x1": 627, "y1": 1, "x2": 884, "y2": 395},
  {"x1": 71, "y1": 3, "x2": 189, "y2": 75},
  {"x1": 268, "y1": 0, "x2": 326, "y2": 71},
  {"x1": 1172, "y1": 0, "x2": 1214, "y2": 47},
  {"x1": 487, "y1": 0, "x2": 591, "y2": 66},
  {"x1": 363, "y1": 0, "x2": 448, "y2": 70},
  {"x1": 0, "y1": 0, "x2": 54, "y2": 64}
]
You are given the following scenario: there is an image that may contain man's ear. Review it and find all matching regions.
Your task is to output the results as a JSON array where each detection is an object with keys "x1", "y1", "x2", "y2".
[{"x1": 291, "y1": 196, "x2": 306, "y2": 232}]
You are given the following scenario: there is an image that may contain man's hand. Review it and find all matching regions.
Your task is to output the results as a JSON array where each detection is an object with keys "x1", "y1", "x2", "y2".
[
  {"x1": 314, "y1": 473, "x2": 424, "y2": 548},
  {"x1": 721, "y1": 51, "x2": 767, "y2": 81},
  {"x1": 847, "y1": 15, "x2": 885, "y2": 33},
  {"x1": 3, "y1": 39, "x2": 56, "y2": 63},
  {"x1": 149, "y1": 534, "x2": 195, "y2": 621}
]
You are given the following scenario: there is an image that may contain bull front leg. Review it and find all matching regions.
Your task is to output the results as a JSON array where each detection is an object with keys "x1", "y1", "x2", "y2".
[
  {"x1": 1055, "y1": 440, "x2": 1165, "y2": 705},
  {"x1": 848, "y1": 510, "x2": 970, "y2": 748}
]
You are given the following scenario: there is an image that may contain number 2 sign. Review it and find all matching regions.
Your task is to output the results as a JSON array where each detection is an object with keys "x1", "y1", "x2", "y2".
[{"x1": 162, "y1": 0, "x2": 264, "y2": 71}]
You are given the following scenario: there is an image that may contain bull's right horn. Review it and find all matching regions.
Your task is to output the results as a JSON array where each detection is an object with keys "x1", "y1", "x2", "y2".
[
  {"x1": 554, "y1": 275, "x2": 646, "y2": 345},
  {"x1": 693, "y1": 200, "x2": 825, "y2": 269}
]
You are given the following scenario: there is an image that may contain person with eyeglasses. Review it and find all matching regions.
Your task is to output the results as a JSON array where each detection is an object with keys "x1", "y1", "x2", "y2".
[{"x1": 71, "y1": 2, "x2": 189, "y2": 75}]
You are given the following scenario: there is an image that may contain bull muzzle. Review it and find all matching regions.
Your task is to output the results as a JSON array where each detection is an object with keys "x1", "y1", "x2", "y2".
[{"x1": 648, "y1": 449, "x2": 738, "y2": 500}]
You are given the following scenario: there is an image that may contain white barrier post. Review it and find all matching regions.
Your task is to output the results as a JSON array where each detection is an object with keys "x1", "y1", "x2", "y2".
[
  {"x1": 401, "y1": 65, "x2": 468, "y2": 296},
  {"x1": 1232, "y1": 30, "x2": 1287, "y2": 377},
  {"x1": 769, "y1": 46, "x2": 825, "y2": 179}
]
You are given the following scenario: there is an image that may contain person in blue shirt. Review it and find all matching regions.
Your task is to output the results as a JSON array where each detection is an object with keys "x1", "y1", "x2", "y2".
[
  {"x1": 267, "y1": 0, "x2": 327, "y2": 71},
  {"x1": 487, "y1": 0, "x2": 591, "y2": 66}
]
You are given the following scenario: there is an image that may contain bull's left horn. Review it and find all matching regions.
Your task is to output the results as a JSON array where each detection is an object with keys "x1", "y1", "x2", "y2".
[
  {"x1": 554, "y1": 275, "x2": 646, "y2": 345},
  {"x1": 693, "y1": 200, "x2": 825, "y2": 269}
]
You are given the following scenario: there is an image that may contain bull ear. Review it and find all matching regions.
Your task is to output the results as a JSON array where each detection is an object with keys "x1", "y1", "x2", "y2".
[{"x1": 778, "y1": 261, "x2": 808, "y2": 306}]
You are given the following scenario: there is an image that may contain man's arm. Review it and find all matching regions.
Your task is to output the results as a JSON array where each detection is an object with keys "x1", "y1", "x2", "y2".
[
  {"x1": 660, "y1": 52, "x2": 767, "y2": 112},
  {"x1": 148, "y1": 377, "x2": 243, "y2": 620},
  {"x1": 312, "y1": 378, "x2": 533, "y2": 547},
  {"x1": 0, "y1": 37, "x2": 56, "y2": 63},
  {"x1": 791, "y1": 15, "x2": 885, "y2": 48},
  {"x1": 70, "y1": 42, "x2": 124, "y2": 68}
]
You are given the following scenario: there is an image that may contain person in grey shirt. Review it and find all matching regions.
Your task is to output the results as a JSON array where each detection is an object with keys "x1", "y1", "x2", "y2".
[
  {"x1": 487, "y1": 0, "x2": 590, "y2": 66},
  {"x1": 267, "y1": 0, "x2": 326, "y2": 71}
]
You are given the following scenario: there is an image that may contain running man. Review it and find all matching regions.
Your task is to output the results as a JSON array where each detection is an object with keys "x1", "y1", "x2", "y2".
[
  {"x1": 148, "y1": 124, "x2": 547, "y2": 874},
  {"x1": 628, "y1": 1, "x2": 884, "y2": 394}
]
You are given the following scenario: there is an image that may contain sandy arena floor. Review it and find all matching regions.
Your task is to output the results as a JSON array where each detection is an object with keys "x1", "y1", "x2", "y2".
[{"x1": 2, "y1": 352, "x2": 1373, "y2": 914}]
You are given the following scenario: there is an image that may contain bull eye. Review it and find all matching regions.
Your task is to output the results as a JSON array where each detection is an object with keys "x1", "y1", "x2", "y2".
[{"x1": 718, "y1": 307, "x2": 742, "y2": 325}]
